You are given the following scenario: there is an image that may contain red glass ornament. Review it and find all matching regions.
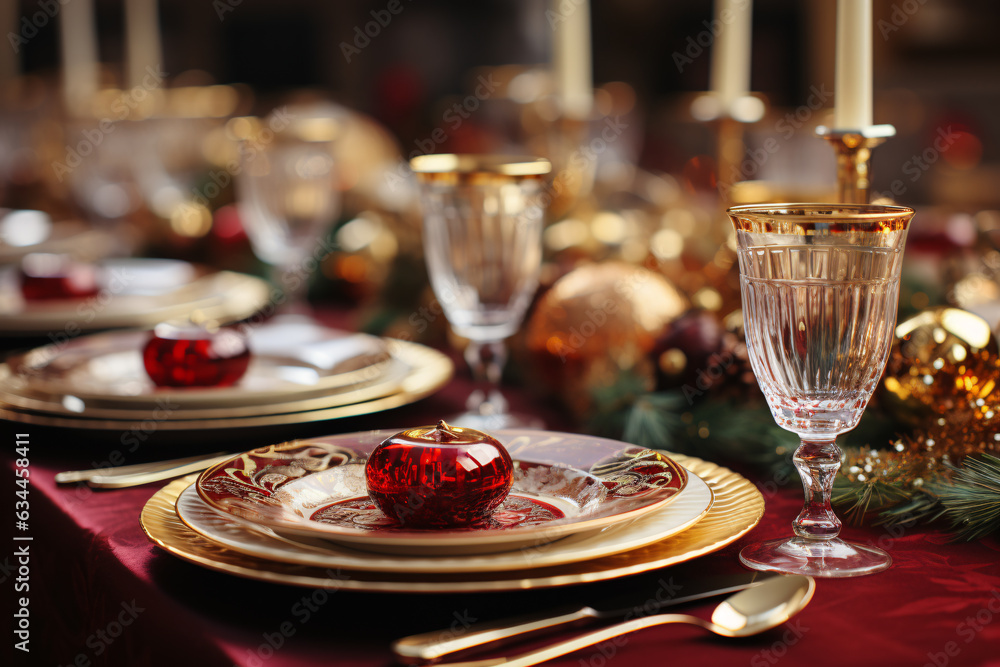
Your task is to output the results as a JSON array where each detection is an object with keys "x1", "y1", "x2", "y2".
[
  {"x1": 143, "y1": 324, "x2": 251, "y2": 388},
  {"x1": 19, "y1": 254, "x2": 99, "y2": 301},
  {"x1": 364, "y1": 421, "x2": 514, "y2": 528}
]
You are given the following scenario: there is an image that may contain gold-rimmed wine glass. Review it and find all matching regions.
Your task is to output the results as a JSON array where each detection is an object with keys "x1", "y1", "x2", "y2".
[
  {"x1": 410, "y1": 154, "x2": 551, "y2": 430},
  {"x1": 728, "y1": 203, "x2": 914, "y2": 577}
]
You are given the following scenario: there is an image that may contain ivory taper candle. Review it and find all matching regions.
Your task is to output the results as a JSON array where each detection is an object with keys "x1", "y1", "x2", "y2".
[
  {"x1": 709, "y1": 0, "x2": 753, "y2": 112},
  {"x1": 125, "y1": 0, "x2": 163, "y2": 91},
  {"x1": 551, "y1": 0, "x2": 593, "y2": 120},
  {"x1": 833, "y1": 0, "x2": 873, "y2": 129},
  {"x1": 59, "y1": 0, "x2": 99, "y2": 115}
]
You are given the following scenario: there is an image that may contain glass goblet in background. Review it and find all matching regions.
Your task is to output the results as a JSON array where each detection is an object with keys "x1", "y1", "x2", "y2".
[
  {"x1": 236, "y1": 119, "x2": 339, "y2": 314},
  {"x1": 728, "y1": 203, "x2": 914, "y2": 577},
  {"x1": 411, "y1": 154, "x2": 551, "y2": 430}
]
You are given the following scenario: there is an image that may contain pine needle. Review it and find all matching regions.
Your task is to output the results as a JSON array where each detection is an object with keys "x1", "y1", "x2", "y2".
[{"x1": 938, "y1": 454, "x2": 1000, "y2": 541}]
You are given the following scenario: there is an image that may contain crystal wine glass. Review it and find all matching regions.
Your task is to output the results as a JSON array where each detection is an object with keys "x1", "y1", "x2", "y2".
[
  {"x1": 236, "y1": 119, "x2": 339, "y2": 313},
  {"x1": 410, "y1": 154, "x2": 551, "y2": 430},
  {"x1": 728, "y1": 203, "x2": 914, "y2": 577}
]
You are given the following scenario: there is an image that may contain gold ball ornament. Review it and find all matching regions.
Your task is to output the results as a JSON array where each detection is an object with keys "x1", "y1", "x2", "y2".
[
  {"x1": 880, "y1": 307, "x2": 999, "y2": 428},
  {"x1": 524, "y1": 262, "x2": 687, "y2": 416},
  {"x1": 527, "y1": 262, "x2": 688, "y2": 367}
]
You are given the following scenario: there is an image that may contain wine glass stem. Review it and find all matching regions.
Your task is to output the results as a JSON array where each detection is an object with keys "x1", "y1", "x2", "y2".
[
  {"x1": 792, "y1": 438, "x2": 843, "y2": 540},
  {"x1": 271, "y1": 264, "x2": 310, "y2": 315},
  {"x1": 463, "y1": 339, "x2": 509, "y2": 416}
]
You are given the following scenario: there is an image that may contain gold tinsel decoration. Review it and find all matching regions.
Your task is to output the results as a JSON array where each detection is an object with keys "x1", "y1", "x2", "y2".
[
  {"x1": 879, "y1": 306, "x2": 998, "y2": 428},
  {"x1": 841, "y1": 340, "x2": 1000, "y2": 508}
]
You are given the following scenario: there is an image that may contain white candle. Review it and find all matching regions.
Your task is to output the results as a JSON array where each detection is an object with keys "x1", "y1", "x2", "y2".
[
  {"x1": 59, "y1": 0, "x2": 99, "y2": 115},
  {"x1": 833, "y1": 0, "x2": 873, "y2": 129},
  {"x1": 125, "y1": 0, "x2": 163, "y2": 91},
  {"x1": 551, "y1": 0, "x2": 593, "y2": 120},
  {"x1": 709, "y1": 0, "x2": 753, "y2": 112}
]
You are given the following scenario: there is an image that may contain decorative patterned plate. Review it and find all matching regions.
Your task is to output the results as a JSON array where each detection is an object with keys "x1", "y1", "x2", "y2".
[
  {"x1": 0, "y1": 340, "x2": 453, "y2": 430},
  {"x1": 141, "y1": 453, "x2": 764, "y2": 592},
  {"x1": 177, "y1": 470, "x2": 712, "y2": 572},
  {"x1": 196, "y1": 430, "x2": 689, "y2": 556},
  {"x1": 0, "y1": 320, "x2": 397, "y2": 416},
  {"x1": 0, "y1": 259, "x2": 270, "y2": 334}
]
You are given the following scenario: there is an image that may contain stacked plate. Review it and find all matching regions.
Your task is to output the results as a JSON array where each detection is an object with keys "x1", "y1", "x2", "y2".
[
  {"x1": 0, "y1": 319, "x2": 453, "y2": 430},
  {"x1": 0, "y1": 258, "x2": 272, "y2": 336},
  {"x1": 141, "y1": 429, "x2": 766, "y2": 593}
]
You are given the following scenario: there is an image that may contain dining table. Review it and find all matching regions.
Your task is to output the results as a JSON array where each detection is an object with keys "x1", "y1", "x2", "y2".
[{"x1": 3, "y1": 314, "x2": 1000, "y2": 667}]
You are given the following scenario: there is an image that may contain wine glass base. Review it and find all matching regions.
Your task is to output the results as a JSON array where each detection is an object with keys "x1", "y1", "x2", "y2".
[
  {"x1": 446, "y1": 411, "x2": 544, "y2": 431},
  {"x1": 739, "y1": 536, "x2": 891, "y2": 578}
]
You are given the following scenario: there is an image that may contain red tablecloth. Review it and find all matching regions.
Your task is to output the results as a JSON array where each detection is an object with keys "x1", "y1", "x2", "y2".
[{"x1": 4, "y1": 373, "x2": 1000, "y2": 667}]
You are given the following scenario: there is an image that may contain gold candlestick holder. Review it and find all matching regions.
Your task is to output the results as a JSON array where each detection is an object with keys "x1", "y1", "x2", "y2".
[{"x1": 815, "y1": 124, "x2": 896, "y2": 204}]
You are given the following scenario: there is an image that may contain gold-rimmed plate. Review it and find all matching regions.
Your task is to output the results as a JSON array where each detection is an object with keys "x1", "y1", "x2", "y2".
[
  {"x1": 196, "y1": 430, "x2": 689, "y2": 556},
  {"x1": 0, "y1": 339, "x2": 453, "y2": 430},
  {"x1": 141, "y1": 453, "x2": 763, "y2": 592},
  {"x1": 176, "y1": 468, "x2": 713, "y2": 572},
  {"x1": 1, "y1": 320, "x2": 395, "y2": 414},
  {"x1": 0, "y1": 259, "x2": 270, "y2": 334}
]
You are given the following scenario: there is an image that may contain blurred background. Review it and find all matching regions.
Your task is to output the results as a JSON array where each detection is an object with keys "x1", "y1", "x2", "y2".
[
  {"x1": 5, "y1": 0, "x2": 1000, "y2": 203},
  {"x1": 2, "y1": 0, "x2": 999, "y2": 454}
]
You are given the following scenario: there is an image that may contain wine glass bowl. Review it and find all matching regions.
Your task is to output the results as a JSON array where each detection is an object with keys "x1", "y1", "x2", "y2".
[
  {"x1": 235, "y1": 117, "x2": 339, "y2": 310},
  {"x1": 728, "y1": 203, "x2": 914, "y2": 577},
  {"x1": 411, "y1": 154, "x2": 551, "y2": 430}
]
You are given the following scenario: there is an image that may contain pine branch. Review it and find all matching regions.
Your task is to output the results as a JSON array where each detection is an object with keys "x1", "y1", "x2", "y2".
[
  {"x1": 938, "y1": 454, "x2": 1000, "y2": 541},
  {"x1": 832, "y1": 477, "x2": 914, "y2": 524},
  {"x1": 621, "y1": 393, "x2": 685, "y2": 450}
]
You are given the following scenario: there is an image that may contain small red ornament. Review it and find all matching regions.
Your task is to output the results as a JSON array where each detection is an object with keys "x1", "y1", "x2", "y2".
[
  {"x1": 364, "y1": 421, "x2": 514, "y2": 528},
  {"x1": 143, "y1": 324, "x2": 251, "y2": 388},
  {"x1": 19, "y1": 253, "x2": 99, "y2": 301}
]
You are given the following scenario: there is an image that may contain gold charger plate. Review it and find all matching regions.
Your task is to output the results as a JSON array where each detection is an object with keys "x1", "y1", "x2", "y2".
[
  {"x1": 0, "y1": 339, "x2": 453, "y2": 430},
  {"x1": 140, "y1": 453, "x2": 764, "y2": 592}
]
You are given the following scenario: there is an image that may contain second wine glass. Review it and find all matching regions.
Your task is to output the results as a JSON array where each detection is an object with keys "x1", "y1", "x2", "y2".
[
  {"x1": 236, "y1": 117, "x2": 339, "y2": 314},
  {"x1": 411, "y1": 154, "x2": 551, "y2": 430}
]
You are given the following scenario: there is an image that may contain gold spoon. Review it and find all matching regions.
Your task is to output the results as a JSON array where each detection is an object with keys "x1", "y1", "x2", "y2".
[{"x1": 431, "y1": 574, "x2": 815, "y2": 667}]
